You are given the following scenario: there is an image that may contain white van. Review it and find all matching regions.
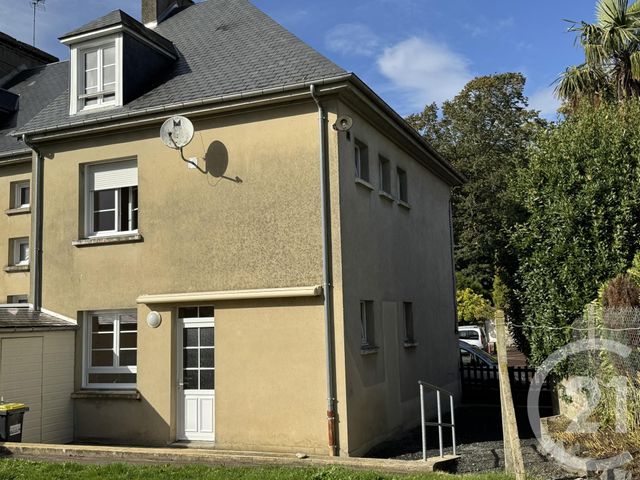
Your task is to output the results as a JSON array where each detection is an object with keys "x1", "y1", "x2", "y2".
[{"x1": 458, "y1": 325, "x2": 488, "y2": 350}]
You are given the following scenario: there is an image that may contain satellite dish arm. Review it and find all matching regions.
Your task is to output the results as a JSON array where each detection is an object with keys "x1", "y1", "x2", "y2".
[{"x1": 168, "y1": 132, "x2": 208, "y2": 174}]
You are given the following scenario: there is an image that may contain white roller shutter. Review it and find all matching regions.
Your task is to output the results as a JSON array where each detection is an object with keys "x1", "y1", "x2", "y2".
[{"x1": 88, "y1": 159, "x2": 137, "y2": 191}]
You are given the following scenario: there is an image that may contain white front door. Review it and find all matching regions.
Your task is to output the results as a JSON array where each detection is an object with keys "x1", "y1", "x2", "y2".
[{"x1": 177, "y1": 312, "x2": 215, "y2": 441}]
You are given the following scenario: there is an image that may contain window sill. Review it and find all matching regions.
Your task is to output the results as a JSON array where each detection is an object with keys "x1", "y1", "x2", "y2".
[
  {"x1": 360, "y1": 346, "x2": 380, "y2": 356},
  {"x1": 355, "y1": 177, "x2": 374, "y2": 191},
  {"x1": 404, "y1": 341, "x2": 419, "y2": 349},
  {"x1": 5, "y1": 207, "x2": 30, "y2": 216},
  {"x1": 73, "y1": 233, "x2": 144, "y2": 248},
  {"x1": 71, "y1": 390, "x2": 140, "y2": 400},
  {"x1": 398, "y1": 200, "x2": 411, "y2": 210},
  {"x1": 378, "y1": 191, "x2": 394, "y2": 202},
  {"x1": 4, "y1": 264, "x2": 29, "y2": 273}
]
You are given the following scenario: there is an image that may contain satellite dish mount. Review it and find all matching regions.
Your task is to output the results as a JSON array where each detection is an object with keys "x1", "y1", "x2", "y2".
[{"x1": 160, "y1": 115, "x2": 207, "y2": 174}]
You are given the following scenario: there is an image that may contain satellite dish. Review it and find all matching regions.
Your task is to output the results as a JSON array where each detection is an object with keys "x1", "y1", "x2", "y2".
[
  {"x1": 333, "y1": 115, "x2": 353, "y2": 132},
  {"x1": 160, "y1": 115, "x2": 194, "y2": 149}
]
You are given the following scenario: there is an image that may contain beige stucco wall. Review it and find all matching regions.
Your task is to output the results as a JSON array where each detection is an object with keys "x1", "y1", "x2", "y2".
[
  {"x1": 0, "y1": 160, "x2": 31, "y2": 302},
  {"x1": 43, "y1": 100, "x2": 347, "y2": 453},
  {"x1": 335, "y1": 101, "x2": 460, "y2": 456}
]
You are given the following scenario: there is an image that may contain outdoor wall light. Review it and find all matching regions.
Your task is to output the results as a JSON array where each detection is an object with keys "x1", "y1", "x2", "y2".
[{"x1": 146, "y1": 311, "x2": 162, "y2": 328}]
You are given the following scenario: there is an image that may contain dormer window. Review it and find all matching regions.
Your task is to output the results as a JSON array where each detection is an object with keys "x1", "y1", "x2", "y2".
[
  {"x1": 68, "y1": 35, "x2": 123, "y2": 115},
  {"x1": 81, "y1": 43, "x2": 117, "y2": 109}
]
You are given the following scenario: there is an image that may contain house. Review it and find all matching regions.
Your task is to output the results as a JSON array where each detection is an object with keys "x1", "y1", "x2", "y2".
[{"x1": 1, "y1": 0, "x2": 463, "y2": 456}]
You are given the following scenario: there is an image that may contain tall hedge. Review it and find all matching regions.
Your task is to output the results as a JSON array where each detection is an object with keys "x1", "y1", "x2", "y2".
[{"x1": 513, "y1": 100, "x2": 640, "y2": 365}]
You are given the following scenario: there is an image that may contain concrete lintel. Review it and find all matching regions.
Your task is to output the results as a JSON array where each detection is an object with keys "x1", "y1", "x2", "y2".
[{"x1": 137, "y1": 285, "x2": 324, "y2": 304}]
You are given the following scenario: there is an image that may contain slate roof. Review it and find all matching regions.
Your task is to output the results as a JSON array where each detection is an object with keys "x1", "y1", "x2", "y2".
[
  {"x1": 59, "y1": 9, "x2": 176, "y2": 56},
  {"x1": 0, "y1": 61, "x2": 68, "y2": 157},
  {"x1": 18, "y1": 0, "x2": 347, "y2": 135},
  {"x1": 0, "y1": 307, "x2": 76, "y2": 330},
  {"x1": 0, "y1": 32, "x2": 58, "y2": 65}
]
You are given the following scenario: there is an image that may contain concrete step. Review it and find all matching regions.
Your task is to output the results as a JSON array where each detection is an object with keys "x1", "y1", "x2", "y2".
[{"x1": 0, "y1": 442, "x2": 460, "y2": 474}]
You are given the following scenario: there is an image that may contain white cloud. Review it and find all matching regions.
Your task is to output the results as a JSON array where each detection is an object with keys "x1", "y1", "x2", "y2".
[
  {"x1": 325, "y1": 23, "x2": 380, "y2": 57},
  {"x1": 377, "y1": 36, "x2": 473, "y2": 109},
  {"x1": 529, "y1": 85, "x2": 561, "y2": 118}
]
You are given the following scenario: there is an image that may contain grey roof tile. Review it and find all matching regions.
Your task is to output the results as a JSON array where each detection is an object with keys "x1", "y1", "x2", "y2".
[
  {"x1": 0, "y1": 307, "x2": 76, "y2": 330},
  {"x1": 0, "y1": 61, "x2": 68, "y2": 156},
  {"x1": 19, "y1": 0, "x2": 347, "y2": 134}
]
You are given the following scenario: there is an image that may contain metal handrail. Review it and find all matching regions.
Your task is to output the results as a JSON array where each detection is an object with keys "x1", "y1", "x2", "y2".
[{"x1": 419, "y1": 381, "x2": 456, "y2": 460}]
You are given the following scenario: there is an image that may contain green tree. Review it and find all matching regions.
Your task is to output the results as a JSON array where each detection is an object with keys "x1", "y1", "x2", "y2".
[
  {"x1": 407, "y1": 73, "x2": 544, "y2": 299},
  {"x1": 457, "y1": 288, "x2": 494, "y2": 324},
  {"x1": 512, "y1": 100, "x2": 640, "y2": 365},
  {"x1": 557, "y1": 0, "x2": 640, "y2": 106}
]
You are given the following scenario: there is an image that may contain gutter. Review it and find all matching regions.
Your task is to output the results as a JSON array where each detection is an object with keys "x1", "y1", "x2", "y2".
[
  {"x1": 310, "y1": 84, "x2": 338, "y2": 457},
  {"x1": 20, "y1": 135, "x2": 43, "y2": 312}
]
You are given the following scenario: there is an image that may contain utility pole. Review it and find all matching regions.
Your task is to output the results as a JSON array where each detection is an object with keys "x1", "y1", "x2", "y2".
[{"x1": 495, "y1": 309, "x2": 525, "y2": 480}]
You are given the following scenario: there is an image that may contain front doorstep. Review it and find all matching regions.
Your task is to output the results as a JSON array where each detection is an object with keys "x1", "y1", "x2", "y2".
[{"x1": 0, "y1": 442, "x2": 459, "y2": 474}]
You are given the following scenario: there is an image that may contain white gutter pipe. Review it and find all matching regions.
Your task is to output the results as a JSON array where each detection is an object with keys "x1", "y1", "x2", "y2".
[{"x1": 310, "y1": 84, "x2": 338, "y2": 456}]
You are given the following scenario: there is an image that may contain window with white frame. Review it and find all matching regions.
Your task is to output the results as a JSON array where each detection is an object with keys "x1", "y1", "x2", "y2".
[
  {"x1": 403, "y1": 302, "x2": 415, "y2": 344},
  {"x1": 11, "y1": 181, "x2": 30, "y2": 209},
  {"x1": 85, "y1": 160, "x2": 138, "y2": 237},
  {"x1": 84, "y1": 310, "x2": 137, "y2": 388},
  {"x1": 79, "y1": 43, "x2": 117, "y2": 110},
  {"x1": 7, "y1": 295, "x2": 28, "y2": 304},
  {"x1": 9, "y1": 237, "x2": 29, "y2": 266},
  {"x1": 360, "y1": 300, "x2": 375, "y2": 348},
  {"x1": 379, "y1": 156, "x2": 391, "y2": 194},
  {"x1": 354, "y1": 139, "x2": 370, "y2": 182}
]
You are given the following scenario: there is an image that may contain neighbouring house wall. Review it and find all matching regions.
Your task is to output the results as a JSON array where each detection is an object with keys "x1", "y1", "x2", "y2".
[
  {"x1": 44, "y1": 100, "x2": 347, "y2": 452},
  {"x1": 336, "y1": 101, "x2": 460, "y2": 456},
  {"x1": 0, "y1": 329, "x2": 75, "y2": 444},
  {"x1": 0, "y1": 160, "x2": 31, "y2": 302}
]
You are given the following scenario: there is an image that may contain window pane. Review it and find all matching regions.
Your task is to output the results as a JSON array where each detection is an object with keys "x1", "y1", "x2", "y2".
[
  {"x1": 94, "y1": 211, "x2": 115, "y2": 232},
  {"x1": 183, "y1": 349, "x2": 198, "y2": 368},
  {"x1": 85, "y1": 70, "x2": 98, "y2": 92},
  {"x1": 103, "y1": 65, "x2": 115, "y2": 87},
  {"x1": 119, "y1": 332, "x2": 137, "y2": 349},
  {"x1": 103, "y1": 93, "x2": 116, "y2": 103},
  {"x1": 200, "y1": 348, "x2": 214, "y2": 368},
  {"x1": 103, "y1": 46, "x2": 116, "y2": 65},
  {"x1": 119, "y1": 315, "x2": 137, "y2": 330},
  {"x1": 20, "y1": 186, "x2": 30, "y2": 206},
  {"x1": 84, "y1": 97, "x2": 98, "y2": 107},
  {"x1": 93, "y1": 189, "x2": 116, "y2": 210},
  {"x1": 119, "y1": 350, "x2": 137, "y2": 367},
  {"x1": 120, "y1": 187, "x2": 130, "y2": 232},
  {"x1": 184, "y1": 328, "x2": 198, "y2": 347},
  {"x1": 92, "y1": 315, "x2": 114, "y2": 332},
  {"x1": 88, "y1": 373, "x2": 135, "y2": 385},
  {"x1": 200, "y1": 370, "x2": 214, "y2": 390},
  {"x1": 92, "y1": 332, "x2": 113, "y2": 349},
  {"x1": 91, "y1": 350, "x2": 113, "y2": 367},
  {"x1": 199, "y1": 306, "x2": 214, "y2": 318},
  {"x1": 179, "y1": 307, "x2": 198, "y2": 319},
  {"x1": 19, "y1": 243, "x2": 29, "y2": 263},
  {"x1": 200, "y1": 328, "x2": 214, "y2": 347},
  {"x1": 85, "y1": 51, "x2": 98, "y2": 69},
  {"x1": 184, "y1": 370, "x2": 198, "y2": 390}
]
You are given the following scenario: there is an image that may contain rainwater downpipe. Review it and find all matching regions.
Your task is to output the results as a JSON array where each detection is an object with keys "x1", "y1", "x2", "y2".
[
  {"x1": 310, "y1": 84, "x2": 338, "y2": 456},
  {"x1": 22, "y1": 135, "x2": 43, "y2": 312}
]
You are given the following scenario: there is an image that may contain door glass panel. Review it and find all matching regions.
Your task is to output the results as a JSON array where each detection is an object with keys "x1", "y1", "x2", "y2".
[
  {"x1": 91, "y1": 350, "x2": 113, "y2": 367},
  {"x1": 200, "y1": 348, "x2": 214, "y2": 368},
  {"x1": 200, "y1": 370, "x2": 214, "y2": 390},
  {"x1": 200, "y1": 328, "x2": 214, "y2": 347},
  {"x1": 184, "y1": 349, "x2": 198, "y2": 368},
  {"x1": 119, "y1": 350, "x2": 137, "y2": 366},
  {"x1": 184, "y1": 328, "x2": 198, "y2": 347},
  {"x1": 184, "y1": 370, "x2": 198, "y2": 390}
]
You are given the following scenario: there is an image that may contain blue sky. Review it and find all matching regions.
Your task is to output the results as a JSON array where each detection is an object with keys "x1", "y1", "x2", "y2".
[{"x1": 1, "y1": 0, "x2": 598, "y2": 118}]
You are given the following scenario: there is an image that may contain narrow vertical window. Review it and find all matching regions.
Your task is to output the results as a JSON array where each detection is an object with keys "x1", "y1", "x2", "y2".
[
  {"x1": 397, "y1": 167, "x2": 408, "y2": 203},
  {"x1": 9, "y1": 238, "x2": 29, "y2": 266},
  {"x1": 379, "y1": 156, "x2": 391, "y2": 194},
  {"x1": 360, "y1": 300, "x2": 375, "y2": 349},
  {"x1": 354, "y1": 139, "x2": 369, "y2": 182},
  {"x1": 11, "y1": 181, "x2": 30, "y2": 209},
  {"x1": 403, "y1": 302, "x2": 415, "y2": 344}
]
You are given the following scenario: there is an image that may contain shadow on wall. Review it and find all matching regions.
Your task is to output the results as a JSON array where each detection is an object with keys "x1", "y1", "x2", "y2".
[{"x1": 204, "y1": 140, "x2": 242, "y2": 184}]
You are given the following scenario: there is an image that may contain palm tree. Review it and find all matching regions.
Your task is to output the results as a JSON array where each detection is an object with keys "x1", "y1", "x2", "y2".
[{"x1": 557, "y1": 0, "x2": 640, "y2": 106}]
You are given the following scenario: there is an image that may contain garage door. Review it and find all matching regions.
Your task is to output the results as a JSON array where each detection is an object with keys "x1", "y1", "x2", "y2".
[{"x1": 0, "y1": 337, "x2": 43, "y2": 442}]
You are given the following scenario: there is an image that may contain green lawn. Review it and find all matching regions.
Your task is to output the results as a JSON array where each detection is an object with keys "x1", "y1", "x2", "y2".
[{"x1": 0, "y1": 459, "x2": 514, "y2": 480}]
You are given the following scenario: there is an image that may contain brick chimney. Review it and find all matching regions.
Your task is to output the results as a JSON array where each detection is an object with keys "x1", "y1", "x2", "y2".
[{"x1": 142, "y1": 0, "x2": 194, "y2": 26}]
